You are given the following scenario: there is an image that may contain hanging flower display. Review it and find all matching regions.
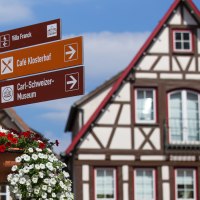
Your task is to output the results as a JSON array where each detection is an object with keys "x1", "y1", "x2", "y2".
[{"x1": 0, "y1": 128, "x2": 73, "y2": 200}]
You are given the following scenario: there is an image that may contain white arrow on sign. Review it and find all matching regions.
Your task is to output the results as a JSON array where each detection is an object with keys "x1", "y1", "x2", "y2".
[
  {"x1": 67, "y1": 75, "x2": 77, "y2": 89},
  {"x1": 65, "y1": 45, "x2": 76, "y2": 59}
]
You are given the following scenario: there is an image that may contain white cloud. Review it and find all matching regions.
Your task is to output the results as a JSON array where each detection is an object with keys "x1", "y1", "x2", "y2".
[
  {"x1": 0, "y1": 0, "x2": 34, "y2": 24},
  {"x1": 83, "y1": 31, "x2": 149, "y2": 79}
]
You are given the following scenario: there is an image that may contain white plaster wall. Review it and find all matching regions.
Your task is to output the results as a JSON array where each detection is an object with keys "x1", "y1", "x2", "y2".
[
  {"x1": 153, "y1": 56, "x2": 170, "y2": 71},
  {"x1": 118, "y1": 105, "x2": 131, "y2": 125},
  {"x1": 172, "y1": 57, "x2": 181, "y2": 71},
  {"x1": 135, "y1": 72, "x2": 157, "y2": 79},
  {"x1": 142, "y1": 143, "x2": 153, "y2": 150},
  {"x1": 83, "y1": 183, "x2": 90, "y2": 200},
  {"x1": 78, "y1": 154, "x2": 106, "y2": 160},
  {"x1": 97, "y1": 104, "x2": 120, "y2": 124},
  {"x1": 188, "y1": 58, "x2": 195, "y2": 72},
  {"x1": 183, "y1": 7, "x2": 197, "y2": 25},
  {"x1": 81, "y1": 86, "x2": 112, "y2": 124},
  {"x1": 149, "y1": 28, "x2": 169, "y2": 53},
  {"x1": 169, "y1": 7, "x2": 181, "y2": 25},
  {"x1": 162, "y1": 166, "x2": 169, "y2": 180},
  {"x1": 150, "y1": 128, "x2": 161, "y2": 150},
  {"x1": 110, "y1": 128, "x2": 132, "y2": 149},
  {"x1": 79, "y1": 133, "x2": 100, "y2": 149},
  {"x1": 163, "y1": 183, "x2": 170, "y2": 200},
  {"x1": 111, "y1": 155, "x2": 135, "y2": 161},
  {"x1": 160, "y1": 73, "x2": 183, "y2": 79},
  {"x1": 176, "y1": 56, "x2": 191, "y2": 71},
  {"x1": 122, "y1": 166, "x2": 129, "y2": 181},
  {"x1": 82, "y1": 165, "x2": 89, "y2": 181},
  {"x1": 136, "y1": 55, "x2": 158, "y2": 71},
  {"x1": 114, "y1": 83, "x2": 130, "y2": 102},
  {"x1": 140, "y1": 156, "x2": 166, "y2": 161},
  {"x1": 93, "y1": 127, "x2": 112, "y2": 148},
  {"x1": 186, "y1": 74, "x2": 200, "y2": 80},
  {"x1": 123, "y1": 183, "x2": 129, "y2": 200},
  {"x1": 134, "y1": 127, "x2": 145, "y2": 150}
]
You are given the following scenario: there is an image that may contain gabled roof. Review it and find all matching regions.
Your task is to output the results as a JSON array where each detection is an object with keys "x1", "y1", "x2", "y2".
[
  {"x1": 65, "y1": 0, "x2": 200, "y2": 155},
  {"x1": 0, "y1": 108, "x2": 30, "y2": 131}
]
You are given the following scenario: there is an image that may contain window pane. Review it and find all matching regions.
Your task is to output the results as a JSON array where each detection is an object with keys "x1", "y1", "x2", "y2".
[
  {"x1": 183, "y1": 42, "x2": 190, "y2": 50},
  {"x1": 135, "y1": 169, "x2": 154, "y2": 200},
  {"x1": 176, "y1": 169, "x2": 195, "y2": 200},
  {"x1": 0, "y1": 186, "x2": 6, "y2": 193},
  {"x1": 175, "y1": 32, "x2": 181, "y2": 40},
  {"x1": 175, "y1": 42, "x2": 182, "y2": 49},
  {"x1": 174, "y1": 31, "x2": 192, "y2": 51},
  {"x1": 183, "y1": 33, "x2": 190, "y2": 40},
  {"x1": 187, "y1": 92, "x2": 199, "y2": 141},
  {"x1": 169, "y1": 92, "x2": 182, "y2": 141},
  {"x1": 136, "y1": 90, "x2": 154, "y2": 122},
  {"x1": 96, "y1": 169, "x2": 115, "y2": 199},
  {"x1": 0, "y1": 196, "x2": 6, "y2": 200}
]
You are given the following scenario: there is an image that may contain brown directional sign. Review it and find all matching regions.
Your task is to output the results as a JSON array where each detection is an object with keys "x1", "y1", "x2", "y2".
[
  {"x1": 0, "y1": 66, "x2": 84, "y2": 109},
  {"x1": 0, "y1": 19, "x2": 61, "y2": 52},
  {"x1": 0, "y1": 36, "x2": 83, "y2": 81}
]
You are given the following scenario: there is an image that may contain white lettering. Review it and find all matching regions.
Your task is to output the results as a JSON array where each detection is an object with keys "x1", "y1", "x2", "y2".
[
  {"x1": 17, "y1": 92, "x2": 36, "y2": 100},
  {"x1": 20, "y1": 32, "x2": 32, "y2": 40},
  {"x1": 17, "y1": 58, "x2": 26, "y2": 67}
]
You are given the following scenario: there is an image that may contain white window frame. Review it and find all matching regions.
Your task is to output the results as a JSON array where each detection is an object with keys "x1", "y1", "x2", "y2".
[
  {"x1": 168, "y1": 90, "x2": 200, "y2": 143},
  {"x1": 175, "y1": 169, "x2": 197, "y2": 200},
  {"x1": 135, "y1": 88, "x2": 157, "y2": 124},
  {"x1": 134, "y1": 168, "x2": 156, "y2": 200},
  {"x1": 95, "y1": 168, "x2": 117, "y2": 200},
  {"x1": 0, "y1": 185, "x2": 10, "y2": 200},
  {"x1": 173, "y1": 30, "x2": 193, "y2": 52}
]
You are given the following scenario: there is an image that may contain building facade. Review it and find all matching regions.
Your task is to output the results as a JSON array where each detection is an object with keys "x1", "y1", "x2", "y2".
[{"x1": 65, "y1": 0, "x2": 200, "y2": 200}]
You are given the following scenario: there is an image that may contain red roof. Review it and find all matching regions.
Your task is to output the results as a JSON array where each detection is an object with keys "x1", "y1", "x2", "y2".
[{"x1": 65, "y1": 0, "x2": 200, "y2": 154}]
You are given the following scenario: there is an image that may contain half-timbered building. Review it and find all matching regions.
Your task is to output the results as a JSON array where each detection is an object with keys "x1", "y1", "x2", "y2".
[{"x1": 64, "y1": 0, "x2": 200, "y2": 200}]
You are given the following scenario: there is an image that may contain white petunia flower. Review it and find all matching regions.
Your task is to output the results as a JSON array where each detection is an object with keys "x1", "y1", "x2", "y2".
[
  {"x1": 42, "y1": 192, "x2": 47, "y2": 199},
  {"x1": 32, "y1": 154, "x2": 38, "y2": 160},
  {"x1": 35, "y1": 164, "x2": 40, "y2": 170},
  {"x1": 38, "y1": 153, "x2": 44, "y2": 159},
  {"x1": 42, "y1": 185, "x2": 47, "y2": 191},
  {"x1": 15, "y1": 156, "x2": 21, "y2": 163},
  {"x1": 43, "y1": 178, "x2": 50, "y2": 184},
  {"x1": 36, "y1": 147, "x2": 42, "y2": 152},
  {"x1": 40, "y1": 164, "x2": 45, "y2": 169},
  {"x1": 11, "y1": 165, "x2": 18, "y2": 172},
  {"x1": 39, "y1": 172, "x2": 44, "y2": 178},
  {"x1": 52, "y1": 193, "x2": 56, "y2": 198},
  {"x1": 19, "y1": 177, "x2": 26, "y2": 185},
  {"x1": 32, "y1": 176, "x2": 38, "y2": 184},
  {"x1": 28, "y1": 148, "x2": 33, "y2": 153}
]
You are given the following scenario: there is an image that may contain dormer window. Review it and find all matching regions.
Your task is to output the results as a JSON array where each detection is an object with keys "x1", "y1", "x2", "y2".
[{"x1": 173, "y1": 30, "x2": 193, "y2": 53}]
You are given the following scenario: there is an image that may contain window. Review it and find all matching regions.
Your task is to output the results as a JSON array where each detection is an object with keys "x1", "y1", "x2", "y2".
[
  {"x1": 175, "y1": 169, "x2": 196, "y2": 200},
  {"x1": 168, "y1": 90, "x2": 200, "y2": 143},
  {"x1": 134, "y1": 168, "x2": 156, "y2": 200},
  {"x1": 0, "y1": 185, "x2": 10, "y2": 200},
  {"x1": 135, "y1": 88, "x2": 156, "y2": 123},
  {"x1": 173, "y1": 30, "x2": 193, "y2": 52},
  {"x1": 95, "y1": 168, "x2": 116, "y2": 200}
]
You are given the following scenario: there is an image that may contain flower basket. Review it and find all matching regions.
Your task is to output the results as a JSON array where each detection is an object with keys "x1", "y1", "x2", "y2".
[{"x1": 0, "y1": 128, "x2": 73, "y2": 200}]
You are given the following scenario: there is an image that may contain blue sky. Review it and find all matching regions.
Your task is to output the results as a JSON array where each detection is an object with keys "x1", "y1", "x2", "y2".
[{"x1": 1, "y1": 0, "x2": 200, "y2": 153}]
